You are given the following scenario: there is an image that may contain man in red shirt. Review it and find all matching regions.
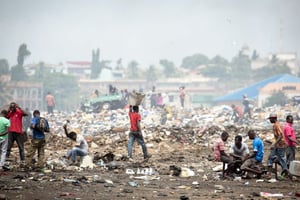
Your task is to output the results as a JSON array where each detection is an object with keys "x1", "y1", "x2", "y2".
[
  {"x1": 127, "y1": 105, "x2": 150, "y2": 161},
  {"x1": 6, "y1": 102, "x2": 29, "y2": 166}
]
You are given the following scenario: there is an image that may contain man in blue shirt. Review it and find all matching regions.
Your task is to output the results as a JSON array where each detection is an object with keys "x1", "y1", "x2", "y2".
[
  {"x1": 240, "y1": 129, "x2": 264, "y2": 177},
  {"x1": 25, "y1": 110, "x2": 49, "y2": 170}
]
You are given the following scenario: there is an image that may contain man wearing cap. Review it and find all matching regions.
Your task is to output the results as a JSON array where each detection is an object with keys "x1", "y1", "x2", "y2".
[{"x1": 265, "y1": 113, "x2": 289, "y2": 179}]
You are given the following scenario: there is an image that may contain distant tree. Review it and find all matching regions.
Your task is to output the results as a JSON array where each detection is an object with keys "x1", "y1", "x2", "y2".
[
  {"x1": 264, "y1": 90, "x2": 288, "y2": 107},
  {"x1": 146, "y1": 65, "x2": 158, "y2": 83},
  {"x1": 11, "y1": 65, "x2": 28, "y2": 81},
  {"x1": 17, "y1": 44, "x2": 31, "y2": 66},
  {"x1": 159, "y1": 59, "x2": 176, "y2": 77},
  {"x1": 270, "y1": 54, "x2": 278, "y2": 64},
  {"x1": 0, "y1": 59, "x2": 9, "y2": 74},
  {"x1": 230, "y1": 50, "x2": 251, "y2": 79},
  {"x1": 90, "y1": 48, "x2": 101, "y2": 79},
  {"x1": 210, "y1": 55, "x2": 229, "y2": 65},
  {"x1": 200, "y1": 65, "x2": 229, "y2": 78},
  {"x1": 11, "y1": 43, "x2": 31, "y2": 81},
  {"x1": 37, "y1": 62, "x2": 45, "y2": 79},
  {"x1": 41, "y1": 72, "x2": 80, "y2": 111},
  {"x1": 253, "y1": 64, "x2": 291, "y2": 81},
  {"x1": 181, "y1": 53, "x2": 209, "y2": 69},
  {"x1": 0, "y1": 79, "x2": 12, "y2": 105},
  {"x1": 251, "y1": 50, "x2": 259, "y2": 60},
  {"x1": 116, "y1": 58, "x2": 123, "y2": 70},
  {"x1": 201, "y1": 55, "x2": 230, "y2": 78},
  {"x1": 126, "y1": 60, "x2": 140, "y2": 78}
]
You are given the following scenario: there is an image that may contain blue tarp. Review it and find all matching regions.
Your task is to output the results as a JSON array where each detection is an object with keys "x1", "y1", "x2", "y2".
[{"x1": 213, "y1": 74, "x2": 300, "y2": 102}]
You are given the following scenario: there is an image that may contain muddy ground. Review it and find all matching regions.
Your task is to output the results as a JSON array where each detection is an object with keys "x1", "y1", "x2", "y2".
[{"x1": 0, "y1": 142, "x2": 299, "y2": 200}]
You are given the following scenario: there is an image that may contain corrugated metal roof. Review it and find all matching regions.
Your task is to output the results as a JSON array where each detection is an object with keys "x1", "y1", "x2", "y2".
[{"x1": 213, "y1": 74, "x2": 300, "y2": 102}]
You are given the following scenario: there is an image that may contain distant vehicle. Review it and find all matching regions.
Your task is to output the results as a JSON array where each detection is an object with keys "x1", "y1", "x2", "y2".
[{"x1": 81, "y1": 93, "x2": 126, "y2": 112}]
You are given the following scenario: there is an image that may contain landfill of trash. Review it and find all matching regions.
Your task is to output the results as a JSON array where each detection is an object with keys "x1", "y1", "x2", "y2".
[{"x1": 1, "y1": 104, "x2": 300, "y2": 199}]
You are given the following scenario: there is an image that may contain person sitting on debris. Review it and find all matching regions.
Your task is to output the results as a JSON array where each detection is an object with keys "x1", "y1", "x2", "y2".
[
  {"x1": 229, "y1": 135, "x2": 250, "y2": 173},
  {"x1": 63, "y1": 123, "x2": 88, "y2": 165},
  {"x1": 25, "y1": 110, "x2": 50, "y2": 170},
  {"x1": 213, "y1": 131, "x2": 235, "y2": 176},
  {"x1": 240, "y1": 130, "x2": 264, "y2": 178},
  {"x1": 127, "y1": 105, "x2": 151, "y2": 161}
]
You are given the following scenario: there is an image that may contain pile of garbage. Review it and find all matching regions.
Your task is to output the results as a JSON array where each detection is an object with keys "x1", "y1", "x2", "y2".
[{"x1": 6, "y1": 104, "x2": 300, "y2": 173}]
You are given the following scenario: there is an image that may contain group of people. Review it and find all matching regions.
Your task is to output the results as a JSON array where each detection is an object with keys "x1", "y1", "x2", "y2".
[
  {"x1": 0, "y1": 101, "x2": 90, "y2": 172},
  {"x1": 0, "y1": 99, "x2": 151, "y2": 172},
  {"x1": 1, "y1": 95, "x2": 297, "y2": 179},
  {"x1": 214, "y1": 113, "x2": 298, "y2": 179}
]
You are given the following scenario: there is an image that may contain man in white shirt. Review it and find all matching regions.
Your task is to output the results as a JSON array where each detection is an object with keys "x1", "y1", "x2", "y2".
[
  {"x1": 229, "y1": 135, "x2": 250, "y2": 173},
  {"x1": 63, "y1": 124, "x2": 88, "y2": 165}
]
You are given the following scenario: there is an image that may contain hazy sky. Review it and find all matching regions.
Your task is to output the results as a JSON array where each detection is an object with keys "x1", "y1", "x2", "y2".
[{"x1": 0, "y1": 0, "x2": 299, "y2": 68}]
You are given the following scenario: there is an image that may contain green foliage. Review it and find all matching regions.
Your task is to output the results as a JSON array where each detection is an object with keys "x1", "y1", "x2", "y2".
[
  {"x1": 251, "y1": 50, "x2": 259, "y2": 60},
  {"x1": 11, "y1": 65, "x2": 28, "y2": 81},
  {"x1": 200, "y1": 55, "x2": 230, "y2": 78},
  {"x1": 0, "y1": 79, "x2": 12, "y2": 105},
  {"x1": 11, "y1": 44, "x2": 31, "y2": 81},
  {"x1": 230, "y1": 51, "x2": 251, "y2": 79},
  {"x1": 91, "y1": 48, "x2": 101, "y2": 79},
  {"x1": 35, "y1": 62, "x2": 48, "y2": 79},
  {"x1": 210, "y1": 55, "x2": 229, "y2": 66},
  {"x1": 0, "y1": 59, "x2": 9, "y2": 74},
  {"x1": 200, "y1": 65, "x2": 229, "y2": 78},
  {"x1": 181, "y1": 53, "x2": 209, "y2": 69},
  {"x1": 29, "y1": 72, "x2": 80, "y2": 111},
  {"x1": 126, "y1": 60, "x2": 141, "y2": 78},
  {"x1": 252, "y1": 62, "x2": 291, "y2": 81},
  {"x1": 159, "y1": 59, "x2": 176, "y2": 77},
  {"x1": 17, "y1": 44, "x2": 31, "y2": 66},
  {"x1": 264, "y1": 90, "x2": 288, "y2": 107},
  {"x1": 146, "y1": 65, "x2": 158, "y2": 82}
]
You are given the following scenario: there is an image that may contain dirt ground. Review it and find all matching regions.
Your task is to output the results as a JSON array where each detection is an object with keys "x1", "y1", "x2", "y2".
[{"x1": 0, "y1": 143, "x2": 299, "y2": 200}]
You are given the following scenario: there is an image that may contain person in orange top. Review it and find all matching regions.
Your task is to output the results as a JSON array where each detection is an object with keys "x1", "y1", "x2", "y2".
[
  {"x1": 45, "y1": 92, "x2": 55, "y2": 114},
  {"x1": 265, "y1": 113, "x2": 289, "y2": 178}
]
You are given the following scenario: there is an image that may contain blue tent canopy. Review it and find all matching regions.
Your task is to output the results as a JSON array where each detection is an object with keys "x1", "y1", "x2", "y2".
[{"x1": 213, "y1": 74, "x2": 300, "y2": 102}]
